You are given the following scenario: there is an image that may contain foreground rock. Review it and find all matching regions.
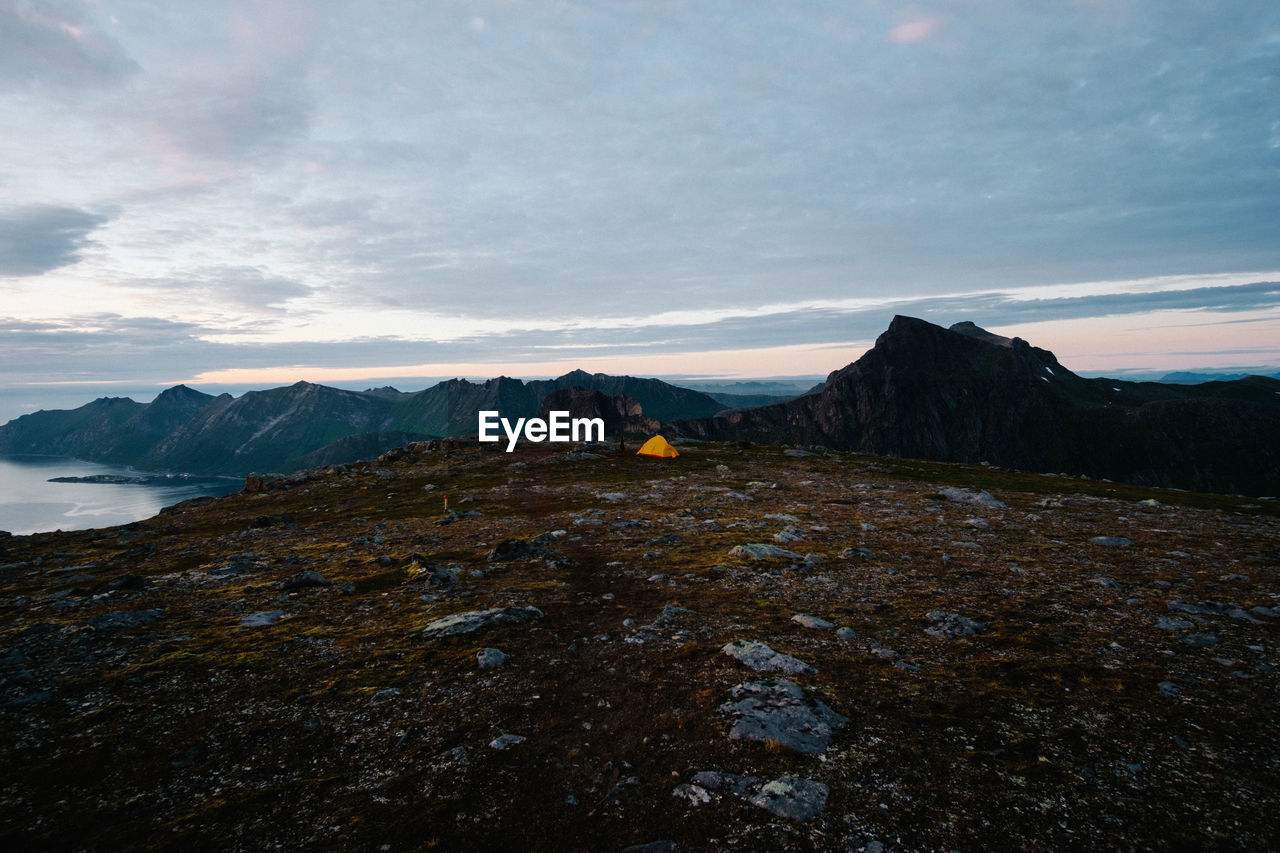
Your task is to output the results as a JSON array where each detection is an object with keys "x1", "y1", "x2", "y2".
[
  {"x1": 420, "y1": 607, "x2": 543, "y2": 639},
  {"x1": 679, "y1": 771, "x2": 830, "y2": 821},
  {"x1": 748, "y1": 776, "x2": 830, "y2": 820},
  {"x1": 791, "y1": 614, "x2": 835, "y2": 630},
  {"x1": 278, "y1": 570, "x2": 328, "y2": 590},
  {"x1": 721, "y1": 640, "x2": 815, "y2": 674},
  {"x1": 407, "y1": 555, "x2": 458, "y2": 587},
  {"x1": 938, "y1": 487, "x2": 1007, "y2": 508},
  {"x1": 719, "y1": 679, "x2": 848, "y2": 754},
  {"x1": 728, "y1": 543, "x2": 802, "y2": 560},
  {"x1": 924, "y1": 610, "x2": 986, "y2": 638},
  {"x1": 239, "y1": 610, "x2": 285, "y2": 627}
]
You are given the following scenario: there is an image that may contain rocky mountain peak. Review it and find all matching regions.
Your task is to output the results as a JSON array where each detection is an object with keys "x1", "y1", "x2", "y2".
[
  {"x1": 948, "y1": 320, "x2": 1014, "y2": 347},
  {"x1": 557, "y1": 368, "x2": 596, "y2": 383},
  {"x1": 152, "y1": 384, "x2": 215, "y2": 407}
]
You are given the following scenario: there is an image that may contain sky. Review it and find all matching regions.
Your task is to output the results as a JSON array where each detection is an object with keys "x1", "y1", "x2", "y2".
[{"x1": 1, "y1": 0, "x2": 1278, "y2": 422}]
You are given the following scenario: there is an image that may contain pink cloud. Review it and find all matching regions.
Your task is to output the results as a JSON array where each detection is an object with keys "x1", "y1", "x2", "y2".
[{"x1": 888, "y1": 14, "x2": 942, "y2": 45}]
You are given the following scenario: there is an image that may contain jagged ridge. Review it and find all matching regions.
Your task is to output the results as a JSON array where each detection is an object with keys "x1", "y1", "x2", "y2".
[{"x1": 0, "y1": 373, "x2": 722, "y2": 476}]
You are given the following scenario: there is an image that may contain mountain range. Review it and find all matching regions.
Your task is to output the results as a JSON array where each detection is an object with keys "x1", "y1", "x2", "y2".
[
  {"x1": 3, "y1": 317, "x2": 1278, "y2": 494},
  {"x1": 0, "y1": 371, "x2": 726, "y2": 477}
]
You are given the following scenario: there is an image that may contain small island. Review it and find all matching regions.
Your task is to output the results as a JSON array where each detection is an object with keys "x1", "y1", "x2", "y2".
[{"x1": 47, "y1": 474, "x2": 209, "y2": 486}]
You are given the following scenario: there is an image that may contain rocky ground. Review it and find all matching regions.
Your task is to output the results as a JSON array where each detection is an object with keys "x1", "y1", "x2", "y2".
[{"x1": 1, "y1": 440, "x2": 1278, "y2": 851}]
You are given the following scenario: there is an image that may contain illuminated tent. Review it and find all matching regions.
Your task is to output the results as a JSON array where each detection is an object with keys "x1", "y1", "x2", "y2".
[{"x1": 636, "y1": 434, "x2": 679, "y2": 458}]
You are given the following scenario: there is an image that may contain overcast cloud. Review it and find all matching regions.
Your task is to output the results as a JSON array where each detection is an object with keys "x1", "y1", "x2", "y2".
[
  {"x1": 0, "y1": 205, "x2": 111, "y2": 275},
  {"x1": 0, "y1": 0, "x2": 137, "y2": 90},
  {"x1": 1, "y1": 0, "x2": 1277, "y2": 410}
]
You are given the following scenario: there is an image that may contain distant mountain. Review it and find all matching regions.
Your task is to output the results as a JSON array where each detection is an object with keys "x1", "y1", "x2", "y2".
[
  {"x1": 704, "y1": 392, "x2": 801, "y2": 410},
  {"x1": 670, "y1": 378, "x2": 821, "y2": 407},
  {"x1": 1159, "y1": 370, "x2": 1280, "y2": 384},
  {"x1": 673, "y1": 316, "x2": 1280, "y2": 496},
  {"x1": 673, "y1": 379, "x2": 819, "y2": 395},
  {"x1": 0, "y1": 372, "x2": 721, "y2": 476}
]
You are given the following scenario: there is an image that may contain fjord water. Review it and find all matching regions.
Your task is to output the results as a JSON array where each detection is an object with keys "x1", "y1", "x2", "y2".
[{"x1": 0, "y1": 456, "x2": 240, "y2": 536}]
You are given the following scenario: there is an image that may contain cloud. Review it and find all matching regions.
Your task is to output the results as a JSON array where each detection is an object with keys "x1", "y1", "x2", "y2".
[
  {"x1": 399, "y1": 278, "x2": 1280, "y2": 360},
  {"x1": 128, "y1": 266, "x2": 316, "y2": 312},
  {"x1": 0, "y1": 314, "x2": 221, "y2": 383},
  {"x1": 2, "y1": 276, "x2": 1277, "y2": 397},
  {"x1": 888, "y1": 12, "x2": 942, "y2": 44},
  {"x1": 135, "y1": 0, "x2": 324, "y2": 177},
  {"x1": 0, "y1": 0, "x2": 138, "y2": 90},
  {"x1": 911, "y1": 281, "x2": 1280, "y2": 328},
  {"x1": 0, "y1": 312, "x2": 465, "y2": 386},
  {"x1": 142, "y1": 76, "x2": 312, "y2": 175},
  {"x1": 0, "y1": 205, "x2": 111, "y2": 276},
  {"x1": 247, "y1": 1, "x2": 1280, "y2": 322}
]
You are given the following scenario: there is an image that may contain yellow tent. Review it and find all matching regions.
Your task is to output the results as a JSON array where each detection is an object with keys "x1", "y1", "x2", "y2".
[{"x1": 636, "y1": 435, "x2": 679, "y2": 458}]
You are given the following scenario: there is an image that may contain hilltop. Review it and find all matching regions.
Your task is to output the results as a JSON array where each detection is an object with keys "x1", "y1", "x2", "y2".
[{"x1": 1, "y1": 440, "x2": 1278, "y2": 850}]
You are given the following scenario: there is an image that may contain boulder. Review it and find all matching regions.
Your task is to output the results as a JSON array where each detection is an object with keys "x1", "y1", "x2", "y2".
[
  {"x1": 747, "y1": 776, "x2": 830, "y2": 821},
  {"x1": 683, "y1": 770, "x2": 830, "y2": 821},
  {"x1": 924, "y1": 611, "x2": 985, "y2": 638},
  {"x1": 719, "y1": 678, "x2": 847, "y2": 754},
  {"x1": 421, "y1": 607, "x2": 543, "y2": 639},
  {"x1": 938, "y1": 487, "x2": 1006, "y2": 509},
  {"x1": 729, "y1": 543, "x2": 802, "y2": 560},
  {"x1": 279, "y1": 570, "x2": 328, "y2": 590},
  {"x1": 722, "y1": 640, "x2": 815, "y2": 674},
  {"x1": 239, "y1": 610, "x2": 286, "y2": 627}
]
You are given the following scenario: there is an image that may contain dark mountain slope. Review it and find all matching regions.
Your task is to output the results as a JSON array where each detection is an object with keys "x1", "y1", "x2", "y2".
[
  {"x1": 674, "y1": 316, "x2": 1280, "y2": 495},
  {"x1": 140, "y1": 382, "x2": 403, "y2": 475},
  {"x1": 0, "y1": 385, "x2": 218, "y2": 463},
  {"x1": 389, "y1": 377, "x2": 541, "y2": 438},
  {"x1": 535, "y1": 387, "x2": 661, "y2": 438}
]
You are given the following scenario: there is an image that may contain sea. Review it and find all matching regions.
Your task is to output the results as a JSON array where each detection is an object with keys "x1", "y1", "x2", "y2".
[{"x1": 0, "y1": 456, "x2": 241, "y2": 536}]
